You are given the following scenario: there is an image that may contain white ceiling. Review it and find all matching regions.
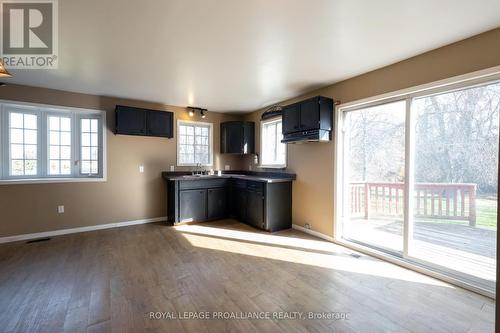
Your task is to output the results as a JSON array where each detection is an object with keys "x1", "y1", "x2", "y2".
[{"x1": 6, "y1": 0, "x2": 500, "y2": 112}]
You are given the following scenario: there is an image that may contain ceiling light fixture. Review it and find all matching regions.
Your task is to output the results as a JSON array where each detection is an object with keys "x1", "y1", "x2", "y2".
[
  {"x1": 0, "y1": 59, "x2": 12, "y2": 78},
  {"x1": 187, "y1": 107, "x2": 207, "y2": 118},
  {"x1": 0, "y1": 59, "x2": 12, "y2": 86}
]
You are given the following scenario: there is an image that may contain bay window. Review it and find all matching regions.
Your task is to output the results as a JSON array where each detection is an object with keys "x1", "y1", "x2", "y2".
[{"x1": 0, "y1": 101, "x2": 105, "y2": 183}]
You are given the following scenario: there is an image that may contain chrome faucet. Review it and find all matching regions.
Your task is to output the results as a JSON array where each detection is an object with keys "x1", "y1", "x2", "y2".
[{"x1": 192, "y1": 163, "x2": 204, "y2": 175}]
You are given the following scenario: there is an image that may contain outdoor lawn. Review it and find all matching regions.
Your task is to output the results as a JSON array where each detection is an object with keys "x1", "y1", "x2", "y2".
[{"x1": 476, "y1": 197, "x2": 497, "y2": 229}]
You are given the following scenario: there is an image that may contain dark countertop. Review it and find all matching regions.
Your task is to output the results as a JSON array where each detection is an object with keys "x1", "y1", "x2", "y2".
[{"x1": 162, "y1": 170, "x2": 295, "y2": 183}]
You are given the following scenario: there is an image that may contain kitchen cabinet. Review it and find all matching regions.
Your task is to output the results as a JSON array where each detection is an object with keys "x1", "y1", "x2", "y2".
[
  {"x1": 220, "y1": 121, "x2": 255, "y2": 154},
  {"x1": 207, "y1": 187, "x2": 227, "y2": 220},
  {"x1": 246, "y1": 189, "x2": 264, "y2": 229},
  {"x1": 115, "y1": 105, "x2": 173, "y2": 138},
  {"x1": 179, "y1": 189, "x2": 207, "y2": 222},
  {"x1": 164, "y1": 174, "x2": 292, "y2": 232},
  {"x1": 299, "y1": 97, "x2": 320, "y2": 131},
  {"x1": 234, "y1": 187, "x2": 247, "y2": 222},
  {"x1": 115, "y1": 105, "x2": 147, "y2": 135},
  {"x1": 229, "y1": 179, "x2": 247, "y2": 221},
  {"x1": 147, "y1": 110, "x2": 173, "y2": 137},
  {"x1": 282, "y1": 103, "x2": 301, "y2": 134},
  {"x1": 281, "y1": 96, "x2": 333, "y2": 142}
]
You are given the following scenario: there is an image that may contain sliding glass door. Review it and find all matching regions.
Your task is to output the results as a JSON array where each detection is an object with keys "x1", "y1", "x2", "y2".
[
  {"x1": 342, "y1": 101, "x2": 406, "y2": 253},
  {"x1": 339, "y1": 79, "x2": 499, "y2": 293},
  {"x1": 409, "y1": 83, "x2": 499, "y2": 289}
]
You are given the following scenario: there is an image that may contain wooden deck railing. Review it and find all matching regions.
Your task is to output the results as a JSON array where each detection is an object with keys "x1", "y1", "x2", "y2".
[{"x1": 349, "y1": 182, "x2": 477, "y2": 226}]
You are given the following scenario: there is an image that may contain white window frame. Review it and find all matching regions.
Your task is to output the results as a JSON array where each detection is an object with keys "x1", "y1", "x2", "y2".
[
  {"x1": 333, "y1": 65, "x2": 500, "y2": 298},
  {"x1": 45, "y1": 109, "x2": 75, "y2": 178},
  {"x1": 76, "y1": 114, "x2": 104, "y2": 178},
  {"x1": 0, "y1": 100, "x2": 106, "y2": 185},
  {"x1": 260, "y1": 117, "x2": 287, "y2": 169},
  {"x1": 176, "y1": 119, "x2": 213, "y2": 167},
  {"x1": 2, "y1": 104, "x2": 42, "y2": 178}
]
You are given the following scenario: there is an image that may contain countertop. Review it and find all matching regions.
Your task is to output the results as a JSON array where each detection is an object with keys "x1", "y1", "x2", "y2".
[{"x1": 162, "y1": 171, "x2": 295, "y2": 183}]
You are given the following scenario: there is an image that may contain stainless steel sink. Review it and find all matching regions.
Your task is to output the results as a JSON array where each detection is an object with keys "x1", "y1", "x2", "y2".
[{"x1": 181, "y1": 174, "x2": 217, "y2": 179}]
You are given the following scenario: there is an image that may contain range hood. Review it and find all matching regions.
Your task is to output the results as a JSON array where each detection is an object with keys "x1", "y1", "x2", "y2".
[{"x1": 281, "y1": 129, "x2": 331, "y2": 143}]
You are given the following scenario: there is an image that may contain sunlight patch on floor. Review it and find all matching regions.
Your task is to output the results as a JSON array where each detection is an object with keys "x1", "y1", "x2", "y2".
[{"x1": 174, "y1": 224, "x2": 453, "y2": 288}]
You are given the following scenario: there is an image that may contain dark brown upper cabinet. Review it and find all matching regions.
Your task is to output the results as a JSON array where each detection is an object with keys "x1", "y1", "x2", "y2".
[
  {"x1": 281, "y1": 96, "x2": 333, "y2": 143},
  {"x1": 115, "y1": 105, "x2": 173, "y2": 138},
  {"x1": 220, "y1": 121, "x2": 255, "y2": 154}
]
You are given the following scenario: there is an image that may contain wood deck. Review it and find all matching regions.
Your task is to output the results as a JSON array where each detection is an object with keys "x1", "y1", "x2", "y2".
[
  {"x1": 0, "y1": 219, "x2": 495, "y2": 332},
  {"x1": 348, "y1": 217, "x2": 496, "y2": 289}
]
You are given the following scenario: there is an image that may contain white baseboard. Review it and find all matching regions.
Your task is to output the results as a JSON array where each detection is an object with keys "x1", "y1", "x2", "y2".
[
  {"x1": 292, "y1": 224, "x2": 335, "y2": 242},
  {"x1": 0, "y1": 216, "x2": 167, "y2": 244}
]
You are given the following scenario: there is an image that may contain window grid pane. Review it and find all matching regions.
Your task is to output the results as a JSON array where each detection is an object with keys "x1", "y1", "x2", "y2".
[
  {"x1": 178, "y1": 123, "x2": 211, "y2": 165},
  {"x1": 81, "y1": 118, "x2": 99, "y2": 174},
  {"x1": 9, "y1": 112, "x2": 38, "y2": 176},
  {"x1": 49, "y1": 116, "x2": 72, "y2": 175}
]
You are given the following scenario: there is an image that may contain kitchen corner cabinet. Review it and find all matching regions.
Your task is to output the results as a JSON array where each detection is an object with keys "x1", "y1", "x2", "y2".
[
  {"x1": 166, "y1": 178, "x2": 291, "y2": 232},
  {"x1": 220, "y1": 121, "x2": 255, "y2": 154},
  {"x1": 207, "y1": 187, "x2": 227, "y2": 219}
]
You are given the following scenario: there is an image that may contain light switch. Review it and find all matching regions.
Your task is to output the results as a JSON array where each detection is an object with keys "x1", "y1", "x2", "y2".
[
  {"x1": 58, "y1": 205, "x2": 64, "y2": 214},
  {"x1": 170, "y1": 165, "x2": 175, "y2": 172},
  {"x1": 139, "y1": 165, "x2": 145, "y2": 173}
]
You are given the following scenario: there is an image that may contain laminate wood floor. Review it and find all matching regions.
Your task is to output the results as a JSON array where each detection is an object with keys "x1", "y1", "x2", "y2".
[{"x1": 0, "y1": 219, "x2": 495, "y2": 332}]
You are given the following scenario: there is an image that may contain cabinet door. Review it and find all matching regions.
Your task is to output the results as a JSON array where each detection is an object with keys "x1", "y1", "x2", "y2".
[
  {"x1": 282, "y1": 103, "x2": 300, "y2": 134},
  {"x1": 221, "y1": 122, "x2": 243, "y2": 153},
  {"x1": 299, "y1": 97, "x2": 320, "y2": 131},
  {"x1": 207, "y1": 188, "x2": 227, "y2": 219},
  {"x1": 147, "y1": 110, "x2": 173, "y2": 138},
  {"x1": 116, "y1": 106, "x2": 147, "y2": 135},
  {"x1": 246, "y1": 191, "x2": 264, "y2": 229},
  {"x1": 234, "y1": 188, "x2": 247, "y2": 221},
  {"x1": 179, "y1": 189, "x2": 207, "y2": 222},
  {"x1": 242, "y1": 122, "x2": 255, "y2": 154},
  {"x1": 227, "y1": 123, "x2": 243, "y2": 153}
]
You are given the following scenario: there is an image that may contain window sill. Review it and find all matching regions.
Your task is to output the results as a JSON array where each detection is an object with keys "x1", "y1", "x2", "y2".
[
  {"x1": 0, "y1": 177, "x2": 107, "y2": 186},
  {"x1": 177, "y1": 163, "x2": 214, "y2": 167},
  {"x1": 258, "y1": 165, "x2": 287, "y2": 169}
]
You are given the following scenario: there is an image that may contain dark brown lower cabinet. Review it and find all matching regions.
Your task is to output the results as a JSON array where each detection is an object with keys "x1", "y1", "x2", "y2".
[
  {"x1": 179, "y1": 189, "x2": 207, "y2": 222},
  {"x1": 207, "y1": 188, "x2": 227, "y2": 220},
  {"x1": 246, "y1": 190, "x2": 264, "y2": 229},
  {"x1": 166, "y1": 178, "x2": 291, "y2": 232}
]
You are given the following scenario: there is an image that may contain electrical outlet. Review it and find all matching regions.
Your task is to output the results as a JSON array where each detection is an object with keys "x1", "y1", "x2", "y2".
[
  {"x1": 139, "y1": 165, "x2": 144, "y2": 173},
  {"x1": 57, "y1": 205, "x2": 64, "y2": 214},
  {"x1": 224, "y1": 165, "x2": 230, "y2": 170},
  {"x1": 304, "y1": 223, "x2": 311, "y2": 229},
  {"x1": 170, "y1": 165, "x2": 175, "y2": 172}
]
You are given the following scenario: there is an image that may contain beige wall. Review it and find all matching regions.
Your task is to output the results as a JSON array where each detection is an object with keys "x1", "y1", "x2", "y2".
[
  {"x1": 0, "y1": 85, "x2": 243, "y2": 237},
  {"x1": 242, "y1": 27, "x2": 500, "y2": 237},
  {"x1": 1, "y1": 28, "x2": 499, "y2": 238}
]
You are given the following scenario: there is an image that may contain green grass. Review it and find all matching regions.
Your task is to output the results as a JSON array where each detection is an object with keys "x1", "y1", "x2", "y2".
[
  {"x1": 413, "y1": 197, "x2": 497, "y2": 229},
  {"x1": 476, "y1": 197, "x2": 497, "y2": 229},
  {"x1": 360, "y1": 194, "x2": 497, "y2": 229}
]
